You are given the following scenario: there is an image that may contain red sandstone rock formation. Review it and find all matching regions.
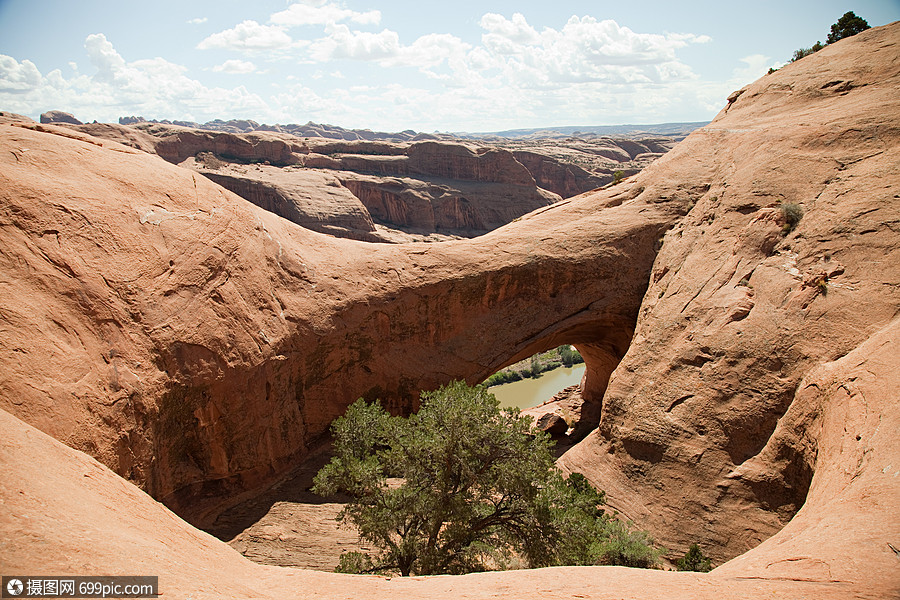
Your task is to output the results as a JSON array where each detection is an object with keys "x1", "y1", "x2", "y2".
[
  {"x1": 40, "y1": 109, "x2": 83, "y2": 125},
  {"x1": 0, "y1": 22, "x2": 898, "y2": 600},
  {"x1": 187, "y1": 160, "x2": 384, "y2": 242},
  {"x1": 558, "y1": 23, "x2": 900, "y2": 566},
  {"x1": 0, "y1": 118, "x2": 670, "y2": 524}
]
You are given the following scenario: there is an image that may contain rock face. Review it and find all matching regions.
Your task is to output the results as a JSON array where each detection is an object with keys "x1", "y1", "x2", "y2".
[
  {"x1": 66, "y1": 124, "x2": 565, "y2": 238},
  {"x1": 535, "y1": 412, "x2": 568, "y2": 436},
  {"x1": 68, "y1": 122, "x2": 674, "y2": 240},
  {"x1": 512, "y1": 150, "x2": 607, "y2": 198},
  {"x1": 40, "y1": 109, "x2": 83, "y2": 125},
  {"x1": 558, "y1": 24, "x2": 900, "y2": 566},
  {"x1": 187, "y1": 159, "x2": 384, "y2": 242},
  {"x1": 1, "y1": 22, "x2": 899, "y2": 600}
]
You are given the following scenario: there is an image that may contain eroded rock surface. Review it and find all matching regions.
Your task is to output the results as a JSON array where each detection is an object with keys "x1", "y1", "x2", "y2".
[
  {"x1": 559, "y1": 23, "x2": 900, "y2": 566},
  {"x1": 40, "y1": 109, "x2": 82, "y2": 124},
  {"x1": 69, "y1": 121, "x2": 670, "y2": 240}
]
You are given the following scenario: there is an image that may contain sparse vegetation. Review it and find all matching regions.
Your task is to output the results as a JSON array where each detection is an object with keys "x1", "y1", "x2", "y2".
[
  {"x1": 313, "y1": 381, "x2": 662, "y2": 576},
  {"x1": 790, "y1": 11, "x2": 869, "y2": 62},
  {"x1": 485, "y1": 345, "x2": 584, "y2": 386},
  {"x1": 590, "y1": 518, "x2": 664, "y2": 568},
  {"x1": 780, "y1": 202, "x2": 804, "y2": 233},
  {"x1": 676, "y1": 543, "x2": 713, "y2": 572},
  {"x1": 196, "y1": 151, "x2": 225, "y2": 170},
  {"x1": 791, "y1": 42, "x2": 824, "y2": 62},
  {"x1": 613, "y1": 170, "x2": 625, "y2": 185}
]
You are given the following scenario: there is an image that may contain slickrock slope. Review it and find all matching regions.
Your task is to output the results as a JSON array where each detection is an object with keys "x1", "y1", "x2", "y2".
[
  {"x1": 1, "y1": 22, "x2": 898, "y2": 600},
  {"x1": 559, "y1": 23, "x2": 900, "y2": 567},
  {"x1": 0, "y1": 405, "x2": 876, "y2": 599}
]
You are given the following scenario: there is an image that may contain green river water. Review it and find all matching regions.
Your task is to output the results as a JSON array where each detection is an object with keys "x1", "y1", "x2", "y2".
[{"x1": 487, "y1": 364, "x2": 586, "y2": 410}]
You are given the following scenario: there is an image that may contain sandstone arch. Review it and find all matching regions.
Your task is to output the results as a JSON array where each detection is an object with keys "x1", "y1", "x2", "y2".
[{"x1": 0, "y1": 118, "x2": 688, "y2": 522}]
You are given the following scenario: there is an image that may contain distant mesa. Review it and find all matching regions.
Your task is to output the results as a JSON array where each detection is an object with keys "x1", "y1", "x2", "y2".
[
  {"x1": 115, "y1": 115, "x2": 708, "y2": 142},
  {"x1": 40, "y1": 110, "x2": 83, "y2": 125},
  {"x1": 59, "y1": 116, "x2": 676, "y2": 242},
  {"x1": 117, "y1": 115, "x2": 430, "y2": 142}
]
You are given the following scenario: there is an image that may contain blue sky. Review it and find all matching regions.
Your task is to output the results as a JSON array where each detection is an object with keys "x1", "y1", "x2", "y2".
[{"x1": 0, "y1": 1, "x2": 897, "y2": 132}]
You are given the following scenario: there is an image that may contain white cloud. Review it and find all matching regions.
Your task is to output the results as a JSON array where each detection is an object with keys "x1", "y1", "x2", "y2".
[
  {"x1": 391, "y1": 33, "x2": 472, "y2": 70},
  {"x1": 271, "y1": 1, "x2": 380, "y2": 27},
  {"x1": 309, "y1": 24, "x2": 400, "y2": 61},
  {"x1": 0, "y1": 35, "x2": 271, "y2": 123},
  {"x1": 187, "y1": 17, "x2": 208, "y2": 25},
  {"x1": 475, "y1": 15, "x2": 710, "y2": 88},
  {"x1": 213, "y1": 59, "x2": 257, "y2": 74},
  {"x1": 289, "y1": 13, "x2": 708, "y2": 90},
  {"x1": 732, "y1": 53, "x2": 775, "y2": 83},
  {"x1": 480, "y1": 13, "x2": 541, "y2": 46},
  {"x1": 0, "y1": 55, "x2": 42, "y2": 93},
  {"x1": 197, "y1": 20, "x2": 294, "y2": 51}
]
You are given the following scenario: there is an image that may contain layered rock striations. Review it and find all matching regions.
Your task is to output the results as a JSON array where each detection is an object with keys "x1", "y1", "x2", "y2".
[
  {"x1": 1, "y1": 22, "x2": 898, "y2": 600},
  {"x1": 68, "y1": 121, "x2": 668, "y2": 240},
  {"x1": 558, "y1": 23, "x2": 900, "y2": 566}
]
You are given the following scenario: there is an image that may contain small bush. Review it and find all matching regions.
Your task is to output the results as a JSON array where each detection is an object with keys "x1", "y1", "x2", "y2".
[
  {"x1": 559, "y1": 345, "x2": 582, "y2": 367},
  {"x1": 676, "y1": 543, "x2": 713, "y2": 572},
  {"x1": 591, "y1": 518, "x2": 664, "y2": 568},
  {"x1": 780, "y1": 202, "x2": 804, "y2": 233},
  {"x1": 335, "y1": 551, "x2": 377, "y2": 574},
  {"x1": 791, "y1": 42, "x2": 823, "y2": 62},
  {"x1": 613, "y1": 170, "x2": 625, "y2": 185}
]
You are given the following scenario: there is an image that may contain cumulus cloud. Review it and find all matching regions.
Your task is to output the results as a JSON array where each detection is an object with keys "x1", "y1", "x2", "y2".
[
  {"x1": 0, "y1": 35, "x2": 271, "y2": 123},
  {"x1": 271, "y1": 1, "x2": 380, "y2": 27},
  {"x1": 480, "y1": 13, "x2": 541, "y2": 46},
  {"x1": 308, "y1": 24, "x2": 400, "y2": 61},
  {"x1": 187, "y1": 17, "x2": 208, "y2": 25},
  {"x1": 284, "y1": 12, "x2": 708, "y2": 89},
  {"x1": 476, "y1": 14, "x2": 710, "y2": 87},
  {"x1": 0, "y1": 55, "x2": 42, "y2": 93},
  {"x1": 212, "y1": 59, "x2": 257, "y2": 74},
  {"x1": 197, "y1": 20, "x2": 294, "y2": 51}
]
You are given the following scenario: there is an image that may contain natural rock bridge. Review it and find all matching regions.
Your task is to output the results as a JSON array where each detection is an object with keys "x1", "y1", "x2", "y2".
[{"x1": 0, "y1": 117, "x2": 692, "y2": 523}]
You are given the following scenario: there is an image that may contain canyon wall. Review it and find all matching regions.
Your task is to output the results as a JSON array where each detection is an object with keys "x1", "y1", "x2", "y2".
[{"x1": 70, "y1": 122, "x2": 666, "y2": 240}]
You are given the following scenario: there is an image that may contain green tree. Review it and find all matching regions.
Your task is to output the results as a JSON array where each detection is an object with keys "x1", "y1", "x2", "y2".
[
  {"x1": 676, "y1": 543, "x2": 713, "y2": 572},
  {"x1": 313, "y1": 381, "x2": 661, "y2": 575},
  {"x1": 558, "y1": 345, "x2": 584, "y2": 367},
  {"x1": 826, "y1": 11, "x2": 870, "y2": 44}
]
